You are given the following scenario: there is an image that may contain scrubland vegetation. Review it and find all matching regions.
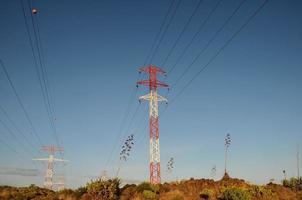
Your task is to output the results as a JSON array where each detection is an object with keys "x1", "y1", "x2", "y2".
[{"x1": 1, "y1": 176, "x2": 302, "y2": 200}]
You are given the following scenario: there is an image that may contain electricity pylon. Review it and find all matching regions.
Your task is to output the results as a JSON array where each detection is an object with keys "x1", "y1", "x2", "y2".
[
  {"x1": 137, "y1": 65, "x2": 168, "y2": 184},
  {"x1": 101, "y1": 170, "x2": 108, "y2": 181},
  {"x1": 54, "y1": 176, "x2": 66, "y2": 191},
  {"x1": 33, "y1": 146, "x2": 67, "y2": 190}
]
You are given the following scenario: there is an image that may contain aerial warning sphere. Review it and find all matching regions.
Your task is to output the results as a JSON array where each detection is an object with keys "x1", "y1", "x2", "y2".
[{"x1": 32, "y1": 8, "x2": 38, "y2": 14}]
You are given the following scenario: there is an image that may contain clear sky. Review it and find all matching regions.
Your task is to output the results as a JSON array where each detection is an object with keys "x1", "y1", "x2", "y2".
[{"x1": 0, "y1": 0, "x2": 301, "y2": 189}]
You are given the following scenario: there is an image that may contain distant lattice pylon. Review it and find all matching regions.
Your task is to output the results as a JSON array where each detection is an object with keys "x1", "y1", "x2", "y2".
[
  {"x1": 33, "y1": 145, "x2": 67, "y2": 190},
  {"x1": 54, "y1": 176, "x2": 66, "y2": 191},
  {"x1": 137, "y1": 65, "x2": 168, "y2": 184},
  {"x1": 211, "y1": 165, "x2": 216, "y2": 179}
]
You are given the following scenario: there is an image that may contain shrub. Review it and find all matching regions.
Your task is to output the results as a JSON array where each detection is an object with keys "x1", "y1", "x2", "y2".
[
  {"x1": 282, "y1": 179, "x2": 290, "y2": 187},
  {"x1": 282, "y1": 177, "x2": 302, "y2": 190},
  {"x1": 143, "y1": 190, "x2": 157, "y2": 200},
  {"x1": 200, "y1": 188, "x2": 215, "y2": 200},
  {"x1": 248, "y1": 185, "x2": 275, "y2": 198},
  {"x1": 137, "y1": 182, "x2": 159, "y2": 193},
  {"x1": 220, "y1": 187, "x2": 250, "y2": 200},
  {"x1": 86, "y1": 178, "x2": 120, "y2": 200},
  {"x1": 74, "y1": 186, "x2": 87, "y2": 198}
]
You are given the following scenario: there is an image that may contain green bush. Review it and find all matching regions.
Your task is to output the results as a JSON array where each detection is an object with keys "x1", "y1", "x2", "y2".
[
  {"x1": 74, "y1": 186, "x2": 87, "y2": 198},
  {"x1": 137, "y1": 182, "x2": 159, "y2": 193},
  {"x1": 248, "y1": 185, "x2": 275, "y2": 198},
  {"x1": 86, "y1": 178, "x2": 120, "y2": 200},
  {"x1": 220, "y1": 187, "x2": 250, "y2": 200},
  {"x1": 200, "y1": 188, "x2": 214, "y2": 200},
  {"x1": 143, "y1": 190, "x2": 157, "y2": 200},
  {"x1": 282, "y1": 177, "x2": 302, "y2": 190}
]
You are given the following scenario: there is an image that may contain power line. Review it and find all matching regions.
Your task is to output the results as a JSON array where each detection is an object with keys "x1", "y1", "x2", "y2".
[
  {"x1": 169, "y1": 0, "x2": 269, "y2": 107},
  {"x1": 0, "y1": 59, "x2": 43, "y2": 146},
  {"x1": 166, "y1": 0, "x2": 223, "y2": 75},
  {"x1": 0, "y1": 138, "x2": 23, "y2": 158},
  {"x1": 104, "y1": 86, "x2": 139, "y2": 168},
  {"x1": 170, "y1": 0, "x2": 248, "y2": 89},
  {"x1": 114, "y1": 105, "x2": 148, "y2": 176},
  {"x1": 20, "y1": 0, "x2": 53, "y2": 146},
  {"x1": 111, "y1": 102, "x2": 141, "y2": 162},
  {"x1": 134, "y1": 0, "x2": 225, "y2": 150},
  {"x1": 0, "y1": 104, "x2": 46, "y2": 167},
  {"x1": 25, "y1": 0, "x2": 61, "y2": 148},
  {"x1": 148, "y1": 0, "x2": 182, "y2": 64},
  {"x1": 0, "y1": 104, "x2": 37, "y2": 152},
  {"x1": 19, "y1": 0, "x2": 62, "y2": 154},
  {"x1": 144, "y1": 0, "x2": 177, "y2": 66},
  {"x1": 115, "y1": 0, "x2": 203, "y2": 174},
  {"x1": 0, "y1": 117, "x2": 36, "y2": 158},
  {"x1": 161, "y1": 0, "x2": 204, "y2": 67},
  {"x1": 20, "y1": 0, "x2": 57, "y2": 147},
  {"x1": 105, "y1": 0, "x2": 180, "y2": 171},
  {"x1": 132, "y1": 0, "x2": 267, "y2": 166},
  {"x1": 0, "y1": 117, "x2": 42, "y2": 169}
]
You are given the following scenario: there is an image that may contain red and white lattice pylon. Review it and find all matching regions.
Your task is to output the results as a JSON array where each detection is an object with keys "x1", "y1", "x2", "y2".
[
  {"x1": 137, "y1": 65, "x2": 168, "y2": 184},
  {"x1": 33, "y1": 146, "x2": 67, "y2": 190}
]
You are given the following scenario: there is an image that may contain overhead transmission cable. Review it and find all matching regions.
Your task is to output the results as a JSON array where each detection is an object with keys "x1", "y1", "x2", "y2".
[
  {"x1": 148, "y1": 0, "x2": 182, "y2": 64},
  {"x1": 0, "y1": 118, "x2": 35, "y2": 157},
  {"x1": 0, "y1": 138, "x2": 23, "y2": 158},
  {"x1": 161, "y1": 0, "x2": 204, "y2": 68},
  {"x1": 104, "y1": 0, "x2": 179, "y2": 170},
  {"x1": 116, "y1": 0, "x2": 206, "y2": 173},
  {"x1": 0, "y1": 113, "x2": 41, "y2": 168},
  {"x1": 28, "y1": 0, "x2": 56, "y2": 121},
  {"x1": 0, "y1": 105, "x2": 37, "y2": 152},
  {"x1": 168, "y1": 0, "x2": 269, "y2": 107},
  {"x1": 25, "y1": 0, "x2": 61, "y2": 148},
  {"x1": 0, "y1": 104, "x2": 46, "y2": 166},
  {"x1": 0, "y1": 59, "x2": 43, "y2": 146},
  {"x1": 144, "y1": 0, "x2": 177, "y2": 66},
  {"x1": 134, "y1": 0, "x2": 224, "y2": 151},
  {"x1": 137, "y1": 0, "x2": 269, "y2": 148},
  {"x1": 104, "y1": 85, "x2": 139, "y2": 168},
  {"x1": 166, "y1": 0, "x2": 223, "y2": 75},
  {"x1": 170, "y1": 0, "x2": 248, "y2": 89},
  {"x1": 112, "y1": 0, "x2": 183, "y2": 172},
  {"x1": 20, "y1": 0, "x2": 62, "y2": 154},
  {"x1": 111, "y1": 103, "x2": 143, "y2": 167}
]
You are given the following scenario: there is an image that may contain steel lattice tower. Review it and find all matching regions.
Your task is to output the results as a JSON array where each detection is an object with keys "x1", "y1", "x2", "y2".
[
  {"x1": 137, "y1": 65, "x2": 168, "y2": 184},
  {"x1": 33, "y1": 146, "x2": 66, "y2": 190}
]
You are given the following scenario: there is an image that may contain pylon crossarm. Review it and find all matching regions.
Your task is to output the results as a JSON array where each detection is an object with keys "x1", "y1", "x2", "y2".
[
  {"x1": 53, "y1": 182, "x2": 64, "y2": 185},
  {"x1": 138, "y1": 65, "x2": 166, "y2": 74},
  {"x1": 33, "y1": 158, "x2": 49, "y2": 161},
  {"x1": 53, "y1": 158, "x2": 68, "y2": 162},
  {"x1": 137, "y1": 80, "x2": 168, "y2": 88},
  {"x1": 157, "y1": 94, "x2": 168, "y2": 102},
  {"x1": 139, "y1": 93, "x2": 151, "y2": 101},
  {"x1": 139, "y1": 93, "x2": 167, "y2": 102}
]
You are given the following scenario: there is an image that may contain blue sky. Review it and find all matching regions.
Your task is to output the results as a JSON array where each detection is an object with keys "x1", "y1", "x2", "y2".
[{"x1": 0, "y1": 0, "x2": 301, "y2": 188}]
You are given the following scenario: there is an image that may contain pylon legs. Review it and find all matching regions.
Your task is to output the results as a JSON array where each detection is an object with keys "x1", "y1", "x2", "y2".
[
  {"x1": 44, "y1": 160, "x2": 54, "y2": 190},
  {"x1": 150, "y1": 162, "x2": 161, "y2": 184}
]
